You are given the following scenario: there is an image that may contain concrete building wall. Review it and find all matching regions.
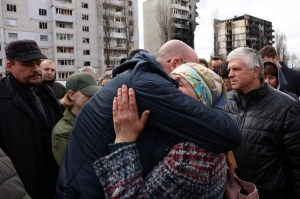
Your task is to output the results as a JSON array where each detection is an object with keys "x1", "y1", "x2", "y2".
[{"x1": 0, "y1": 0, "x2": 139, "y2": 79}]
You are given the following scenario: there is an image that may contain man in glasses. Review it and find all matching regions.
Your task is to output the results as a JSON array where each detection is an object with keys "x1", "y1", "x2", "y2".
[{"x1": 57, "y1": 40, "x2": 242, "y2": 198}]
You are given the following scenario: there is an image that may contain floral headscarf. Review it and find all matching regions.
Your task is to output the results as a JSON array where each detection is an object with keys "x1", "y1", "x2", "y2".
[{"x1": 170, "y1": 63, "x2": 228, "y2": 107}]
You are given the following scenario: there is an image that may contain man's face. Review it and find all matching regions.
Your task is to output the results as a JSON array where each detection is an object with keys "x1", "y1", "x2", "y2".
[
  {"x1": 210, "y1": 59, "x2": 223, "y2": 70},
  {"x1": 228, "y1": 58, "x2": 258, "y2": 94},
  {"x1": 41, "y1": 61, "x2": 56, "y2": 81},
  {"x1": 7, "y1": 59, "x2": 43, "y2": 87}
]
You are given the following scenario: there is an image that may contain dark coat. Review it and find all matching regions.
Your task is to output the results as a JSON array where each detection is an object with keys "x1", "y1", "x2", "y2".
[
  {"x1": 0, "y1": 148, "x2": 31, "y2": 199},
  {"x1": 280, "y1": 62, "x2": 300, "y2": 97},
  {"x1": 43, "y1": 80, "x2": 66, "y2": 99},
  {"x1": 56, "y1": 52, "x2": 242, "y2": 198},
  {"x1": 0, "y1": 76, "x2": 63, "y2": 199},
  {"x1": 223, "y1": 84, "x2": 300, "y2": 199}
]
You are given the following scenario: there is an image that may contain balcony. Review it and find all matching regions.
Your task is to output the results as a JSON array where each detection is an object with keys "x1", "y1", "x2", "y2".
[
  {"x1": 57, "y1": 53, "x2": 75, "y2": 59},
  {"x1": 109, "y1": 0, "x2": 124, "y2": 7},
  {"x1": 56, "y1": 27, "x2": 74, "y2": 34},
  {"x1": 54, "y1": 14, "x2": 74, "y2": 23},
  {"x1": 56, "y1": 40, "x2": 74, "y2": 46},
  {"x1": 53, "y1": 0, "x2": 73, "y2": 9},
  {"x1": 56, "y1": 65, "x2": 75, "y2": 71},
  {"x1": 109, "y1": 54, "x2": 126, "y2": 61},
  {"x1": 174, "y1": 14, "x2": 189, "y2": 20}
]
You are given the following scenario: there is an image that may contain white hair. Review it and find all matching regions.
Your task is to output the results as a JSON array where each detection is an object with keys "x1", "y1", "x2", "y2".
[{"x1": 78, "y1": 66, "x2": 96, "y2": 74}]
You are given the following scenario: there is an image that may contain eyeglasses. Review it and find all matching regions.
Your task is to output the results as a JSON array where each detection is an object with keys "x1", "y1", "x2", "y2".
[{"x1": 167, "y1": 58, "x2": 186, "y2": 64}]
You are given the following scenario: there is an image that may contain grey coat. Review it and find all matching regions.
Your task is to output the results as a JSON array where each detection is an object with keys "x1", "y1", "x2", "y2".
[{"x1": 0, "y1": 148, "x2": 31, "y2": 199}]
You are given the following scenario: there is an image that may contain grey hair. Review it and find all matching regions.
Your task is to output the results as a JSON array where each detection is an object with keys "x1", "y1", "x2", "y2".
[
  {"x1": 227, "y1": 47, "x2": 264, "y2": 77},
  {"x1": 78, "y1": 66, "x2": 96, "y2": 74}
]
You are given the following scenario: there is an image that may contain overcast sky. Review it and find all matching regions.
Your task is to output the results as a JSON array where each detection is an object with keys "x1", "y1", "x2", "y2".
[{"x1": 139, "y1": 0, "x2": 300, "y2": 61}]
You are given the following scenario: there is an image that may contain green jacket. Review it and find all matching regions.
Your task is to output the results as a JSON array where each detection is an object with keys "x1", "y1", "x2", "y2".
[{"x1": 52, "y1": 108, "x2": 75, "y2": 166}]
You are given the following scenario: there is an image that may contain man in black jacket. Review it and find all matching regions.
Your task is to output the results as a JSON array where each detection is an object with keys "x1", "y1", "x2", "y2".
[
  {"x1": 57, "y1": 40, "x2": 242, "y2": 198},
  {"x1": 0, "y1": 40, "x2": 63, "y2": 198},
  {"x1": 41, "y1": 59, "x2": 66, "y2": 99},
  {"x1": 223, "y1": 47, "x2": 300, "y2": 199}
]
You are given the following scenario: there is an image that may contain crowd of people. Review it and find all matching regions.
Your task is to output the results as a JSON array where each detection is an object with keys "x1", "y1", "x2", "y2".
[{"x1": 0, "y1": 38, "x2": 299, "y2": 199}]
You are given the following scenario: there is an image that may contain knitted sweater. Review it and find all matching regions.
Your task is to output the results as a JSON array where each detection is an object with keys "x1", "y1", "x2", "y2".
[{"x1": 94, "y1": 142, "x2": 226, "y2": 199}]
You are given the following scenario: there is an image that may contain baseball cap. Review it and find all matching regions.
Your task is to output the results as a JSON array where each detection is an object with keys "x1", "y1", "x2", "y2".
[
  {"x1": 66, "y1": 72, "x2": 101, "y2": 96},
  {"x1": 5, "y1": 40, "x2": 47, "y2": 61}
]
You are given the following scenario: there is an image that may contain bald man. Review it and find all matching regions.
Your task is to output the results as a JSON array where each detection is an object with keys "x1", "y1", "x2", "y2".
[
  {"x1": 57, "y1": 40, "x2": 241, "y2": 199},
  {"x1": 41, "y1": 59, "x2": 66, "y2": 99}
]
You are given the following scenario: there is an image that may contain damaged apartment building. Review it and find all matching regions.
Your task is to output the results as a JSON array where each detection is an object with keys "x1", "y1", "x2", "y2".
[{"x1": 216, "y1": 14, "x2": 274, "y2": 58}]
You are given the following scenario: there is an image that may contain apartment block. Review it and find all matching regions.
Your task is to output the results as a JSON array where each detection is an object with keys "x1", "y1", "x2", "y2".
[
  {"x1": 0, "y1": 0, "x2": 139, "y2": 79},
  {"x1": 143, "y1": 0, "x2": 199, "y2": 54},
  {"x1": 216, "y1": 14, "x2": 274, "y2": 58}
]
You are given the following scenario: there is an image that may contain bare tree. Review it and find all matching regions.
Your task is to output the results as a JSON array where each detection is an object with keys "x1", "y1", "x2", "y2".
[
  {"x1": 275, "y1": 29, "x2": 289, "y2": 63},
  {"x1": 289, "y1": 53, "x2": 300, "y2": 69},
  {"x1": 211, "y1": 7, "x2": 219, "y2": 57},
  {"x1": 122, "y1": 0, "x2": 134, "y2": 57},
  {"x1": 95, "y1": 0, "x2": 113, "y2": 68},
  {"x1": 156, "y1": 0, "x2": 173, "y2": 46}
]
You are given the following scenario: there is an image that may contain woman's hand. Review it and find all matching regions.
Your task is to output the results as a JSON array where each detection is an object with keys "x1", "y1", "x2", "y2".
[{"x1": 113, "y1": 85, "x2": 150, "y2": 143}]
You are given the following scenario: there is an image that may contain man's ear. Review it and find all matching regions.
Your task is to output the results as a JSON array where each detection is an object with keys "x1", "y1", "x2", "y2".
[
  {"x1": 6, "y1": 61, "x2": 12, "y2": 73},
  {"x1": 253, "y1": 66, "x2": 260, "y2": 78},
  {"x1": 169, "y1": 57, "x2": 180, "y2": 71}
]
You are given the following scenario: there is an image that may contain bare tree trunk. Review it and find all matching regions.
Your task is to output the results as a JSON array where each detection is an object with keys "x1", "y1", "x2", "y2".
[
  {"x1": 156, "y1": 0, "x2": 173, "y2": 46},
  {"x1": 275, "y1": 29, "x2": 289, "y2": 64},
  {"x1": 122, "y1": 0, "x2": 134, "y2": 57},
  {"x1": 211, "y1": 8, "x2": 219, "y2": 57},
  {"x1": 95, "y1": 0, "x2": 113, "y2": 68},
  {"x1": 289, "y1": 53, "x2": 300, "y2": 69}
]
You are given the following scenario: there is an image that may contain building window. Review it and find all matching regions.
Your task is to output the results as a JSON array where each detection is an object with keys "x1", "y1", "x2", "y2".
[
  {"x1": 7, "y1": 19, "x2": 17, "y2": 26},
  {"x1": 59, "y1": 60, "x2": 74, "y2": 66},
  {"x1": 82, "y1": 3, "x2": 88, "y2": 8},
  {"x1": 40, "y1": 35, "x2": 48, "y2": 41},
  {"x1": 58, "y1": 72, "x2": 74, "y2": 79},
  {"x1": 116, "y1": 8, "x2": 121, "y2": 12},
  {"x1": 59, "y1": 23, "x2": 65, "y2": 28},
  {"x1": 39, "y1": 22, "x2": 47, "y2": 29},
  {"x1": 56, "y1": 8, "x2": 72, "y2": 15},
  {"x1": 7, "y1": 4, "x2": 16, "y2": 12},
  {"x1": 83, "y1": 38, "x2": 90, "y2": 43},
  {"x1": 82, "y1": 26, "x2": 89, "y2": 32},
  {"x1": 41, "y1": 48, "x2": 49, "y2": 55},
  {"x1": 83, "y1": 50, "x2": 90, "y2": 55},
  {"x1": 57, "y1": 47, "x2": 74, "y2": 53},
  {"x1": 84, "y1": 61, "x2": 90, "y2": 66},
  {"x1": 82, "y1": 14, "x2": 89, "y2": 20},
  {"x1": 58, "y1": 34, "x2": 73, "y2": 40},
  {"x1": 0, "y1": 59, "x2": 2, "y2": 67},
  {"x1": 8, "y1": 33, "x2": 18, "y2": 39},
  {"x1": 39, "y1": 9, "x2": 47, "y2": 16}
]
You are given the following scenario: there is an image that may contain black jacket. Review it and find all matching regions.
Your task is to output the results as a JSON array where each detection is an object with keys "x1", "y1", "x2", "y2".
[
  {"x1": 0, "y1": 76, "x2": 63, "y2": 199},
  {"x1": 223, "y1": 83, "x2": 300, "y2": 199},
  {"x1": 56, "y1": 52, "x2": 242, "y2": 198}
]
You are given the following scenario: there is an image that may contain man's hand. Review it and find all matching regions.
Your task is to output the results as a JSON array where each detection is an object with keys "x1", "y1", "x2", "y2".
[{"x1": 113, "y1": 85, "x2": 150, "y2": 143}]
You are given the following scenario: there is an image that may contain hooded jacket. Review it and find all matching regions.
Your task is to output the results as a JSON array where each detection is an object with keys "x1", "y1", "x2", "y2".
[
  {"x1": 265, "y1": 62, "x2": 299, "y2": 102},
  {"x1": 280, "y1": 62, "x2": 300, "y2": 97},
  {"x1": 56, "y1": 52, "x2": 242, "y2": 198}
]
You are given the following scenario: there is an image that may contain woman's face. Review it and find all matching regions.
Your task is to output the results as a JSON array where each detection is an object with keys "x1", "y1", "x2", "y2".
[
  {"x1": 73, "y1": 91, "x2": 92, "y2": 109},
  {"x1": 170, "y1": 74, "x2": 198, "y2": 100},
  {"x1": 264, "y1": 74, "x2": 278, "y2": 88}
]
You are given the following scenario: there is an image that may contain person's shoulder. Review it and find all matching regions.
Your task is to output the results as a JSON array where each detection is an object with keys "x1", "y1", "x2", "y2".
[{"x1": 266, "y1": 86, "x2": 298, "y2": 106}]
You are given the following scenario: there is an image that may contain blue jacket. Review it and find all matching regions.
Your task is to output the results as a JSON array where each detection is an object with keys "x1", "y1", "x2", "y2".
[{"x1": 56, "y1": 52, "x2": 242, "y2": 198}]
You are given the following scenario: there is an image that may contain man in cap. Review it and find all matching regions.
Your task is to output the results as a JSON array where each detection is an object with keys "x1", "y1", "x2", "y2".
[{"x1": 0, "y1": 39, "x2": 63, "y2": 198}]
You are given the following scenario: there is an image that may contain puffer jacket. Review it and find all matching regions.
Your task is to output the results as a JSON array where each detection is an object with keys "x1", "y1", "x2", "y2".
[
  {"x1": 52, "y1": 108, "x2": 76, "y2": 166},
  {"x1": 0, "y1": 148, "x2": 31, "y2": 199},
  {"x1": 223, "y1": 82, "x2": 300, "y2": 199},
  {"x1": 56, "y1": 52, "x2": 242, "y2": 199}
]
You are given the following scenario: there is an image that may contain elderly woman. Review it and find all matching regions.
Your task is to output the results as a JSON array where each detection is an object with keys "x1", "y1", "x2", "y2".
[
  {"x1": 94, "y1": 63, "x2": 234, "y2": 198},
  {"x1": 52, "y1": 72, "x2": 100, "y2": 166}
]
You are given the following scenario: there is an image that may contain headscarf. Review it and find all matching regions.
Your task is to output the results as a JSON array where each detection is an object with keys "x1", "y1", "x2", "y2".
[
  {"x1": 170, "y1": 63, "x2": 228, "y2": 107},
  {"x1": 170, "y1": 63, "x2": 237, "y2": 168}
]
